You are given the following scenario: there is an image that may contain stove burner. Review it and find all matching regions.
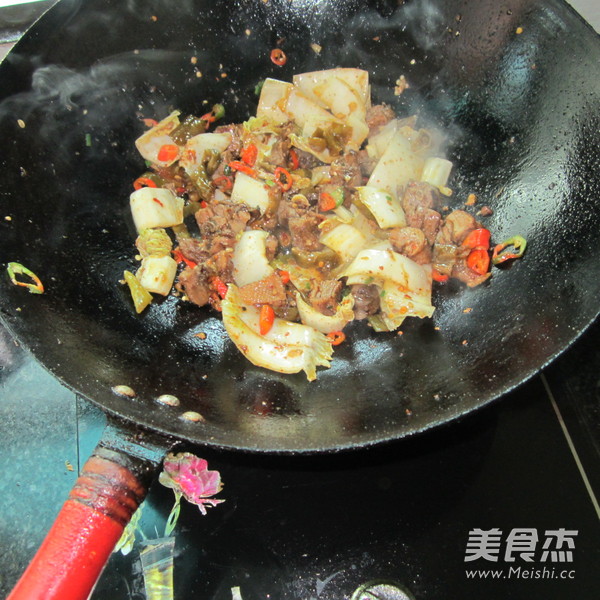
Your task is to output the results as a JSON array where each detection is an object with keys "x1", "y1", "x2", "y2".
[{"x1": 351, "y1": 581, "x2": 415, "y2": 600}]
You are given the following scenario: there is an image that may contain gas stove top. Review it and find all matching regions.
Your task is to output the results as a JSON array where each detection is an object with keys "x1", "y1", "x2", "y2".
[
  {"x1": 0, "y1": 2, "x2": 598, "y2": 599},
  {"x1": 1, "y1": 316, "x2": 599, "y2": 599}
]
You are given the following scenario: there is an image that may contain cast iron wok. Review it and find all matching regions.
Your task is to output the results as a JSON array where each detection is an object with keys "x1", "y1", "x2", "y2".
[{"x1": 1, "y1": 0, "x2": 599, "y2": 598}]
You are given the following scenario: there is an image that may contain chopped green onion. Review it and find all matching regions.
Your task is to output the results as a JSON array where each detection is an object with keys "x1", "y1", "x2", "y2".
[
  {"x1": 124, "y1": 270, "x2": 153, "y2": 313},
  {"x1": 6, "y1": 262, "x2": 44, "y2": 294},
  {"x1": 85, "y1": 133, "x2": 92, "y2": 147},
  {"x1": 254, "y1": 79, "x2": 265, "y2": 96}
]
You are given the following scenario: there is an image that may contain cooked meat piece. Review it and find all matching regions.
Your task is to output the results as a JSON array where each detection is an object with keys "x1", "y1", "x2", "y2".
[
  {"x1": 357, "y1": 148, "x2": 376, "y2": 177},
  {"x1": 329, "y1": 152, "x2": 363, "y2": 189},
  {"x1": 265, "y1": 234, "x2": 279, "y2": 261},
  {"x1": 278, "y1": 194, "x2": 323, "y2": 252},
  {"x1": 451, "y1": 259, "x2": 491, "y2": 288},
  {"x1": 437, "y1": 209, "x2": 479, "y2": 246},
  {"x1": 432, "y1": 243, "x2": 460, "y2": 276},
  {"x1": 351, "y1": 284, "x2": 380, "y2": 320},
  {"x1": 206, "y1": 248, "x2": 234, "y2": 283},
  {"x1": 177, "y1": 237, "x2": 210, "y2": 265},
  {"x1": 401, "y1": 182, "x2": 442, "y2": 245},
  {"x1": 432, "y1": 210, "x2": 480, "y2": 275},
  {"x1": 178, "y1": 266, "x2": 211, "y2": 307},
  {"x1": 196, "y1": 200, "x2": 251, "y2": 238},
  {"x1": 294, "y1": 147, "x2": 322, "y2": 169},
  {"x1": 389, "y1": 227, "x2": 427, "y2": 257},
  {"x1": 288, "y1": 213, "x2": 323, "y2": 252},
  {"x1": 309, "y1": 279, "x2": 343, "y2": 316},
  {"x1": 479, "y1": 205, "x2": 493, "y2": 217},
  {"x1": 238, "y1": 272, "x2": 287, "y2": 308},
  {"x1": 277, "y1": 192, "x2": 310, "y2": 228},
  {"x1": 404, "y1": 206, "x2": 442, "y2": 245},
  {"x1": 409, "y1": 246, "x2": 433, "y2": 265},
  {"x1": 269, "y1": 132, "x2": 292, "y2": 166},
  {"x1": 366, "y1": 103, "x2": 395, "y2": 135},
  {"x1": 214, "y1": 123, "x2": 244, "y2": 156},
  {"x1": 402, "y1": 181, "x2": 441, "y2": 212}
]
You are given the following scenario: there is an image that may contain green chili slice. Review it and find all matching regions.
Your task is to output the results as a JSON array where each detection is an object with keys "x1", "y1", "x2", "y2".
[
  {"x1": 492, "y1": 235, "x2": 527, "y2": 265},
  {"x1": 7, "y1": 262, "x2": 44, "y2": 294}
]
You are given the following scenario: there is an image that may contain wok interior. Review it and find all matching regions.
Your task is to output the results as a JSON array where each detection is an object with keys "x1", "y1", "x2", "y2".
[{"x1": 0, "y1": 0, "x2": 599, "y2": 451}]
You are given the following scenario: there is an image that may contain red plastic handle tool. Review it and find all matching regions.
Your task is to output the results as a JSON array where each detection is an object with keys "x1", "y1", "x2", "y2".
[{"x1": 8, "y1": 439, "x2": 163, "y2": 600}]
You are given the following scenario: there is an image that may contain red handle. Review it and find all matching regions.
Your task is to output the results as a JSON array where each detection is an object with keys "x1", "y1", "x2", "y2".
[{"x1": 7, "y1": 431, "x2": 165, "y2": 600}]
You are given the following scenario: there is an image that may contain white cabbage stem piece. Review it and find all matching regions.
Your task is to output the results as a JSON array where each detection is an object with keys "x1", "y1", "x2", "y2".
[
  {"x1": 230, "y1": 172, "x2": 271, "y2": 214},
  {"x1": 136, "y1": 255, "x2": 178, "y2": 296},
  {"x1": 256, "y1": 78, "x2": 293, "y2": 125},
  {"x1": 367, "y1": 132, "x2": 425, "y2": 199},
  {"x1": 320, "y1": 223, "x2": 368, "y2": 263},
  {"x1": 221, "y1": 285, "x2": 334, "y2": 381},
  {"x1": 130, "y1": 188, "x2": 184, "y2": 232},
  {"x1": 357, "y1": 186, "x2": 407, "y2": 229},
  {"x1": 342, "y1": 246, "x2": 434, "y2": 330},
  {"x1": 179, "y1": 132, "x2": 232, "y2": 176},
  {"x1": 296, "y1": 293, "x2": 354, "y2": 334},
  {"x1": 232, "y1": 230, "x2": 274, "y2": 287},
  {"x1": 421, "y1": 157, "x2": 453, "y2": 188},
  {"x1": 135, "y1": 110, "x2": 181, "y2": 166},
  {"x1": 293, "y1": 68, "x2": 369, "y2": 106}
]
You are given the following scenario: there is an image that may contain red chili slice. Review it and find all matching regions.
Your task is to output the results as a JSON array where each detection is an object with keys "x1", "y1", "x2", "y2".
[
  {"x1": 259, "y1": 304, "x2": 276, "y2": 335},
  {"x1": 213, "y1": 175, "x2": 233, "y2": 190},
  {"x1": 327, "y1": 331, "x2": 346, "y2": 346},
  {"x1": 157, "y1": 144, "x2": 179, "y2": 162},
  {"x1": 241, "y1": 143, "x2": 258, "y2": 166},
  {"x1": 274, "y1": 167, "x2": 292, "y2": 191},
  {"x1": 462, "y1": 228, "x2": 491, "y2": 250},
  {"x1": 432, "y1": 269, "x2": 449, "y2": 283},
  {"x1": 133, "y1": 177, "x2": 158, "y2": 190},
  {"x1": 270, "y1": 48, "x2": 287, "y2": 66},
  {"x1": 289, "y1": 149, "x2": 299, "y2": 170},
  {"x1": 229, "y1": 161, "x2": 257, "y2": 178},
  {"x1": 466, "y1": 248, "x2": 490, "y2": 275}
]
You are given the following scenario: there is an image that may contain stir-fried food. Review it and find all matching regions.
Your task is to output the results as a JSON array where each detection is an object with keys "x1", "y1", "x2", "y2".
[{"x1": 125, "y1": 68, "x2": 523, "y2": 380}]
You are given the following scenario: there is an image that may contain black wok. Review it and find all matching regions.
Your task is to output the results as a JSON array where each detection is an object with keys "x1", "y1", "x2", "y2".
[{"x1": 1, "y1": 0, "x2": 599, "y2": 598}]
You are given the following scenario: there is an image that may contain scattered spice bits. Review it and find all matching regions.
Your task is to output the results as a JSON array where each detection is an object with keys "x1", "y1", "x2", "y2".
[
  {"x1": 195, "y1": 332, "x2": 207, "y2": 340},
  {"x1": 4, "y1": 215, "x2": 12, "y2": 221},
  {"x1": 181, "y1": 411, "x2": 205, "y2": 423},
  {"x1": 310, "y1": 43, "x2": 322, "y2": 54},
  {"x1": 462, "y1": 339, "x2": 468, "y2": 346},
  {"x1": 157, "y1": 394, "x2": 180, "y2": 406},
  {"x1": 112, "y1": 384, "x2": 136, "y2": 398},
  {"x1": 394, "y1": 75, "x2": 410, "y2": 96},
  {"x1": 270, "y1": 48, "x2": 287, "y2": 66},
  {"x1": 478, "y1": 205, "x2": 494, "y2": 217},
  {"x1": 463, "y1": 307, "x2": 473, "y2": 313},
  {"x1": 6, "y1": 262, "x2": 44, "y2": 294},
  {"x1": 151, "y1": 15, "x2": 158, "y2": 22},
  {"x1": 516, "y1": 26, "x2": 523, "y2": 34},
  {"x1": 17, "y1": 119, "x2": 25, "y2": 129},
  {"x1": 190, "y1": 56, "x2": 198, "y2": 65},
  {"x1": 245, "y1": 29, "x2": 252, "y2": 36},
  {"x1": 465, "y1": 193, "x2": 477, "y2": 206},
  {"x1": 65, "y1": 460, "x2": 74, "y2": 472}
]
